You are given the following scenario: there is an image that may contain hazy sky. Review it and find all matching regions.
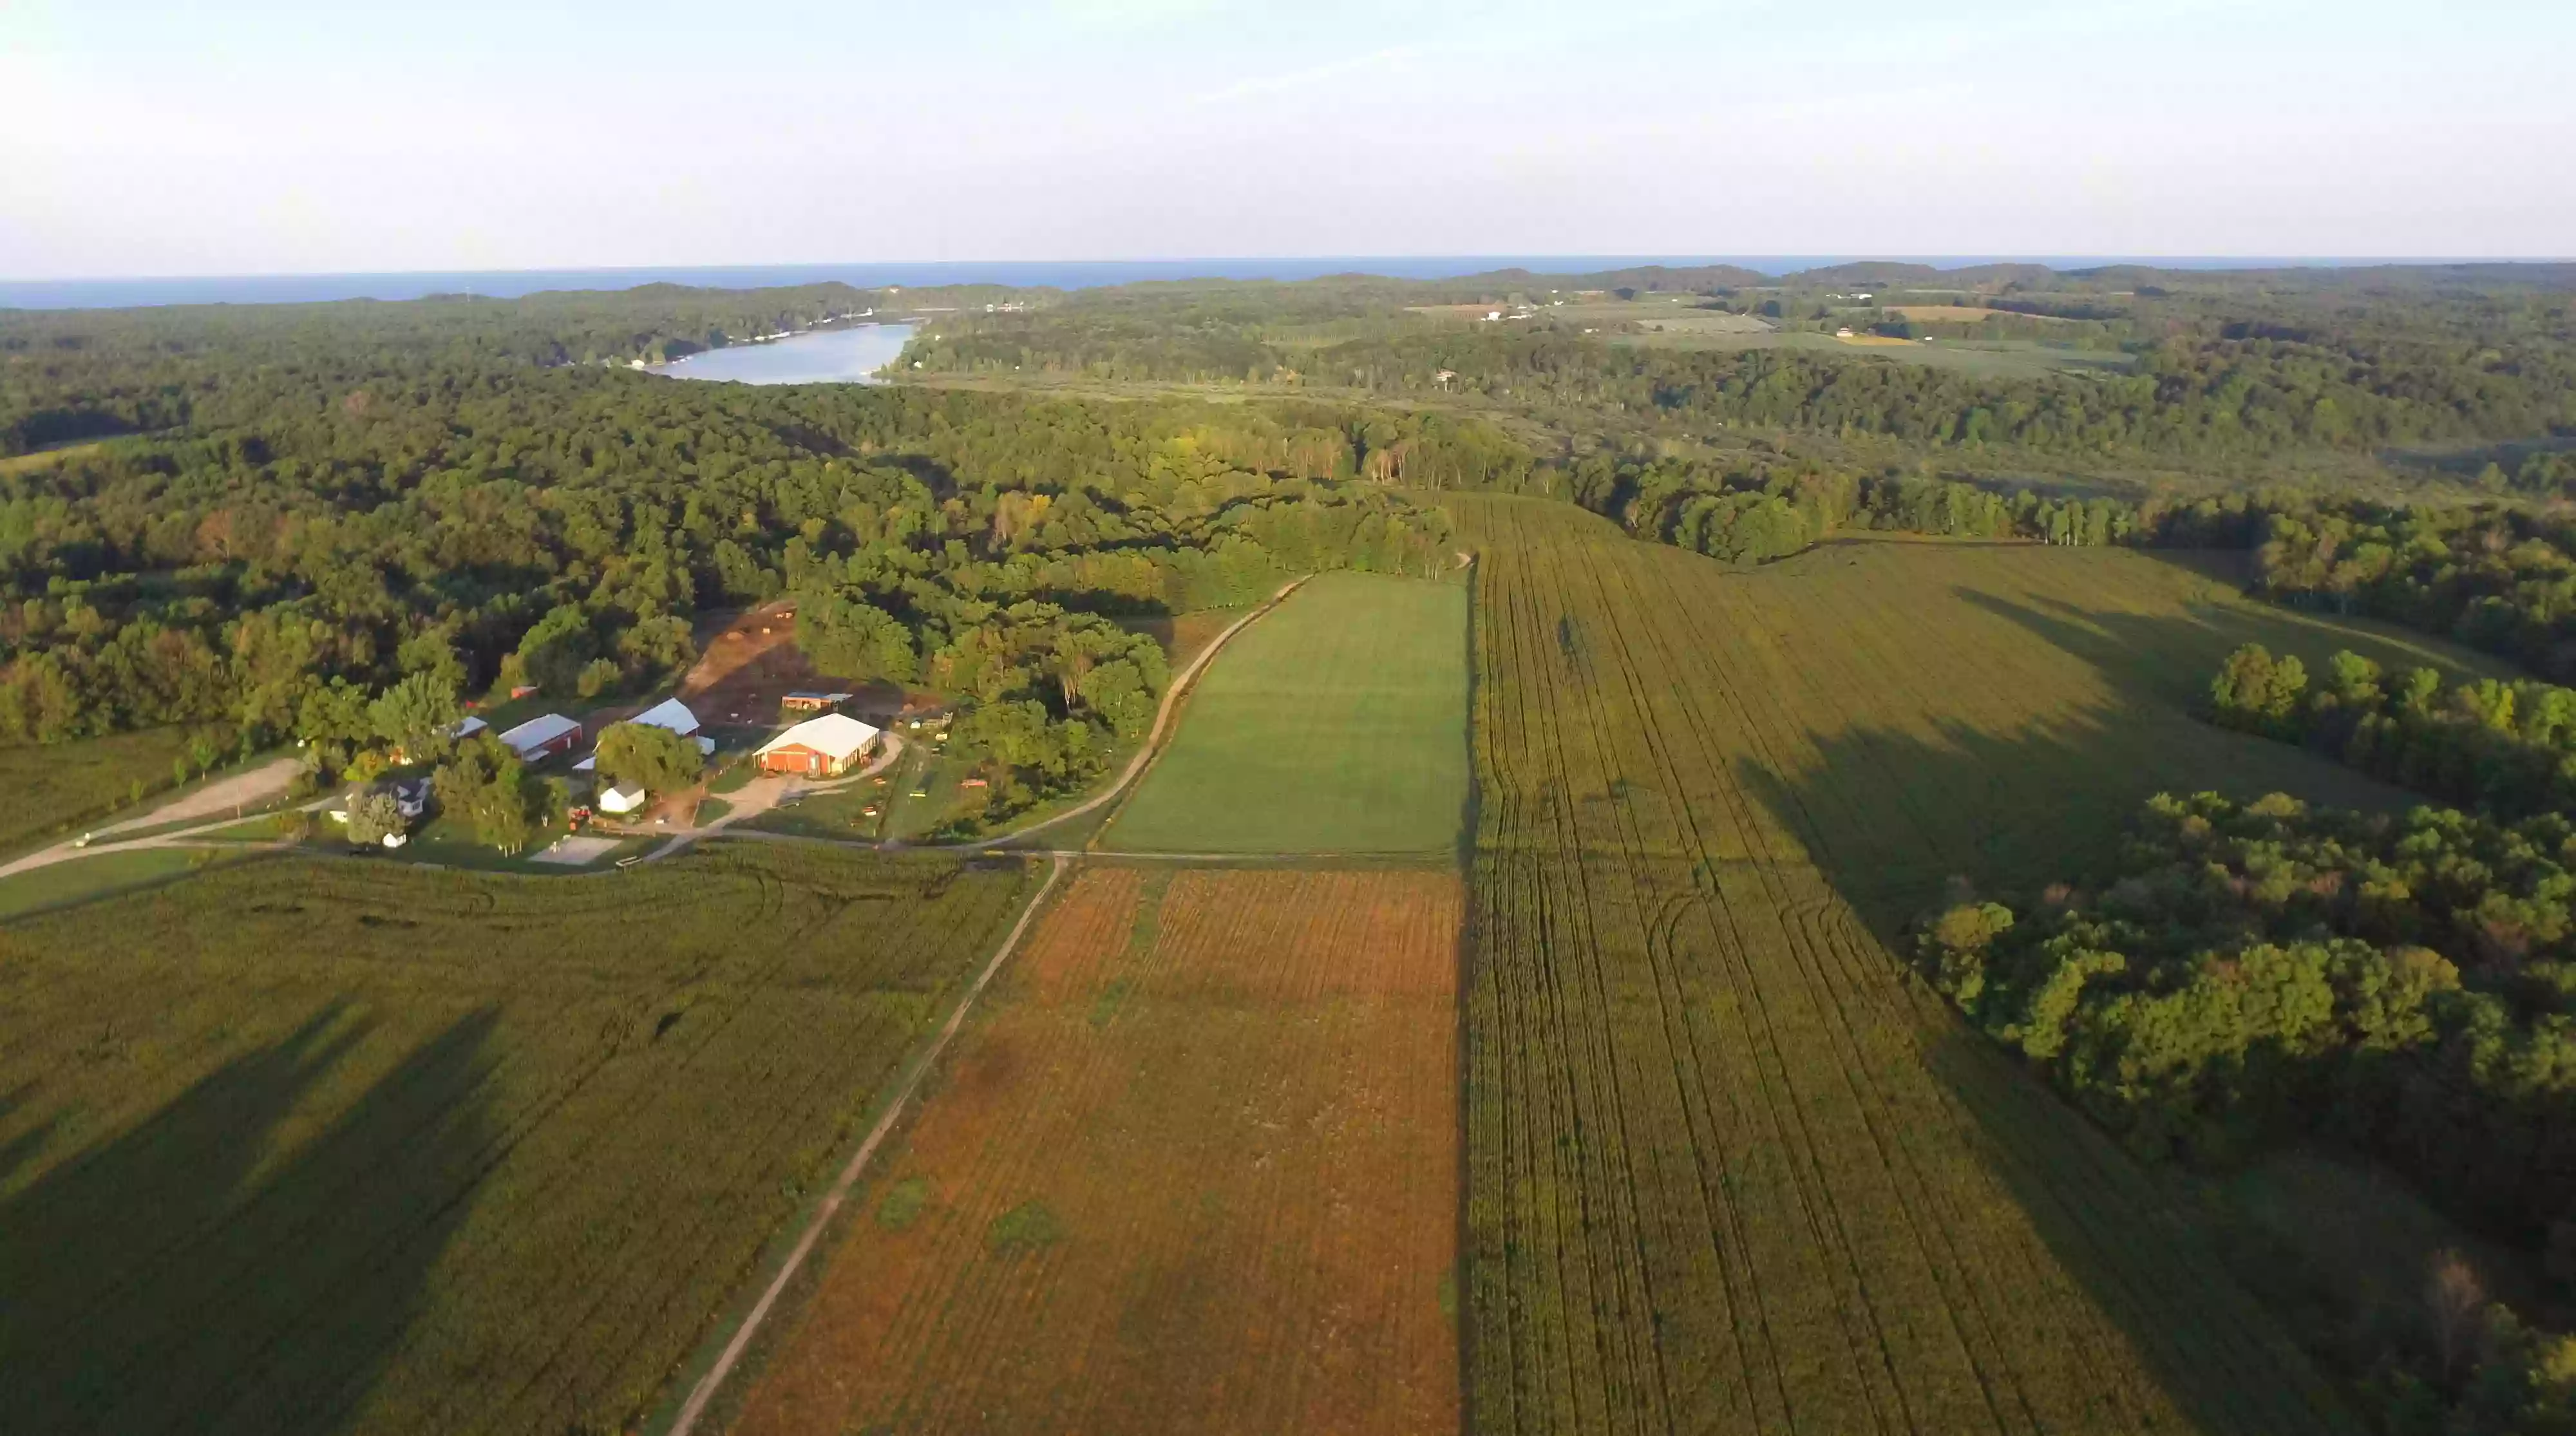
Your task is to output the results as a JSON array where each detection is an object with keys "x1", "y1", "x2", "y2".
[{"x1": 6, "y1": 0, "x2": 2571, "y2": 278}]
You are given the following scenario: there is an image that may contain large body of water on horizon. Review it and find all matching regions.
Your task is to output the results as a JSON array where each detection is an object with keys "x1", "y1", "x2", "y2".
[
  {"x1": 649, "y1": 324, "x2": 915, "y2": 385},
  {"x1": 0, "y1": 256, "x2": 2497, "y2": 311}
]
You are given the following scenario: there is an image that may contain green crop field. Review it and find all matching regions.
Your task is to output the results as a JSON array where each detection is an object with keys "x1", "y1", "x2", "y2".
[
  {"x1": 0, "y1": 843, "x2": 1037, "y2": 1436},
  {"x1": 1104, "y1": 570, "x2": 1470, "y2": 854},
  {"x1": 1443, "y1": 495, "x2": 2439, "y2": 1435}
]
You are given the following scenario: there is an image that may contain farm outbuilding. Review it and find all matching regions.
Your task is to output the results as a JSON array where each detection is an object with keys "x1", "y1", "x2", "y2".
[
  {"x1": 628, "y1": 697, "x2": 705, "y2": 738},
  {"x1": 498, "y1": 713, "x2": 583, "y2": 761},
  {"x1": 574, "y1": 697, "x2": 715, "y2": 771},
  {"x1": 781, "y1": 691, "x2": 853, "y2": 714},
  {"x1": 598, "y1": 784, "x2": 648, "y2": 815},
  {"x1": 755, "y1": 713, "x2": 881, "y2": 777}
]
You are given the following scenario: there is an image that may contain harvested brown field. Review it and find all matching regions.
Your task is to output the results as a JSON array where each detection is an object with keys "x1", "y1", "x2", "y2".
[{"x1": 729, "y1": 864, "x2": 1461, "y2": 1436}]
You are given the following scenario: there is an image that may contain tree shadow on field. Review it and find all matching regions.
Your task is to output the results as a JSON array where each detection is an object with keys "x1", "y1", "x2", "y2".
[
  {"x1": 1729, "y1": 598, "x2": 2409, "y2": 1430},
  {"x1": 1746, "y1": 589, "x2": 2435, "y2": 941},
  {"x1": 0, "y1": 1005, "x2": 499, "y2": 1436}
]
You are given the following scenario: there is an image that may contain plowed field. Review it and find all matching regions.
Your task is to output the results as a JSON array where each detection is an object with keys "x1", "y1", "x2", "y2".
[
  {"x1": 730, "y1": 865, "x2": 1461, "y2": 1436},
  {"x1": 1449, "y1": 495, "x2": 2387, "y2": 1435}
]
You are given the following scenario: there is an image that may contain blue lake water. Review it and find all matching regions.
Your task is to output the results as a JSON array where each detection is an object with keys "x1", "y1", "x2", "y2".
[{"x1": 649, "y1": 325, "x2": 914, "y2": 385}]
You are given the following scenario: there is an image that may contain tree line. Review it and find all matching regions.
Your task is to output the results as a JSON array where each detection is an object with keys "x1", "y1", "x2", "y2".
[
  {"x1": 1567, "y1": 451, "x2": 2138, "y2": 563},
  {"x1": 2252, "y1": 500, "x2": 2576, "y2": 683},
  {"x1": 2211, "y1": 643, "x2": 2576, "y2": 817}
]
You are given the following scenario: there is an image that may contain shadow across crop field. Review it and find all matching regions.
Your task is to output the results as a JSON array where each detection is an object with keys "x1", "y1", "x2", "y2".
[
  {"x1": 0, "y1": 1006, "x2": 495, "y2": 1435},
  {"x1": 1445, "y1": 493, "x2": 2373, "y2": 1435},
  {"x1": 0, "y1": 844, "x2": 1038, "y2": 1436}
]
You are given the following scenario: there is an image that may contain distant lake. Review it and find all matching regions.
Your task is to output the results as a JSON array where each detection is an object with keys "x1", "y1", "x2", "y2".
[{"x1": 649, "y1": 324, "x2": 914, "y2": 385}]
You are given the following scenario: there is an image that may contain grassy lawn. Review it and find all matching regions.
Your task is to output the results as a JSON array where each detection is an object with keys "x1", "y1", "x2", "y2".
[
  {"x1": 0, "y1": 727, "x2": 241, "y2": 856},
  {"x1": 0, "y1": 844, "x2": 1040, "y2": 1436},
  {"x1": 0, "y1": 847, "x2": 252, "y2": 920},
  {"x1": 753, "y1": 735, "x2": 963, "y2": 842},
  {"x1": 1104, "y1": 571, "x2": 1470, "y2": 855}
]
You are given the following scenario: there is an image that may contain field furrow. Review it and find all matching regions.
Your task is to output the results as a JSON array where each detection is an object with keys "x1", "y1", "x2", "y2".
[
  {"x1": 727, "y1": 865, "x2": 1463, "y2": 1436},
  {"x1": 1448, "y1": 495, "x2": 2372, "y2": 1436}
]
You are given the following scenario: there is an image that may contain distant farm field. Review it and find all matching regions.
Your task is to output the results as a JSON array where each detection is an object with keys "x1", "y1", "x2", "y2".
[
  {"x1": 731, "y1": 864, "x2": 1461, "y2": 1436},
  {"x1": 1447, "y1": 495, "x2": 2391, "y2": 1434},
  {"x1": 1888, "y1": 304, "x2": 2072, "y2": 323},
  {"x1": 0, "y1": 844, "x2": 1036, "y2": 1436},
  {"x1": 1105, "y1": 571, "x2": 1468, "y2": 853},
  {"x1": 1611, "y1": 323, "x2": 2135, "y2": 377}
]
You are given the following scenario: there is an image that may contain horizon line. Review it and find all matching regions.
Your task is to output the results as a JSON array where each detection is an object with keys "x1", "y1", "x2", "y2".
[{"x1": 10, "y1": 252, "x2": 2576, "y2": 288}]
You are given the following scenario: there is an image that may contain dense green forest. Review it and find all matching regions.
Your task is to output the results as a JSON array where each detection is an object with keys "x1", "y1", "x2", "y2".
[
  {"x1": 0, "y1": 296, "x2": 1486, "y2": 820},
  {"x1": 1917, "y1": 792, "x2": 2576, "y2": 1435},
  {"x1": 0, "y1": 280, "x2": 1030, "y2": 455},
  {"x1": 899, "y1": 262, "x2": 2576, "y2": 469}
]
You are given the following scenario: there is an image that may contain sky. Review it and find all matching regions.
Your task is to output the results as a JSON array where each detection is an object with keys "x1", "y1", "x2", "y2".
[{"x1": 5, "y1": 0, "x2": 2572, "y2": 278}]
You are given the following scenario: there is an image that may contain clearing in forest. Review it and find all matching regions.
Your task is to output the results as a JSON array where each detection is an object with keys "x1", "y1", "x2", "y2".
[
  {"x1": 0, "y1": 845, "x2": 1036, "y2": 1436},
  {"x1": 1104, "y1": 569, "x2": 1469, "y2": 854},
  {"x1": 728, "y1": 864, "x2": 1461, "y2": 1436},
  {"x1": 1445, "y1": 495, "x2": 2429, "y2": 1435}
]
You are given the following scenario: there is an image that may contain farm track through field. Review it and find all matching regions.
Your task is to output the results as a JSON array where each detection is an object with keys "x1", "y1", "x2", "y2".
[
  {"x1": 0, "y1": 847, "x2": 1039, "y2": 1436},
  {"x1": 723, "y1": 866, "x2": 1461, "y2": 1436},
  {"x1": 1447, "y1": 495, "x2": 2360, "y2": 1436},
  {"x1": 664, "y1": 855, "x2": 1069, "y2": 1436}
]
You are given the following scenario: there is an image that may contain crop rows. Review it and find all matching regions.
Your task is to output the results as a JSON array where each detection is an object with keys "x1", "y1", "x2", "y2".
[
  {"x1": 1450, "y1": 495, "x2": 2359, "y2": 1435},
  {"x1": 0, "y1": 844, "x2": 1035, "y2": 1436},
  {"x1": 731, "y1": 865, "x2": 1461, "y2": 1436}
]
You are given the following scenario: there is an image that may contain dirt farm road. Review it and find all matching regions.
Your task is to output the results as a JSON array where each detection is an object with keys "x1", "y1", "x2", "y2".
[
  {"x1": 969, "y1": 574, "x2": 1307, "y2": 851},
  {"x1": 0, "y1": 757, "x2": 308, "y2": 882},
  {"x1": 665, "y1": 852, "x2": 1070, "y2": 1436}
]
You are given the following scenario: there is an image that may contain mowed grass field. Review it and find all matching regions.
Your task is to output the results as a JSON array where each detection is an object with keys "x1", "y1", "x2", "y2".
[
  {"x1": 1445, "y1": 495, "x2": 2423, "y2": 1435},
  {"x1": 730, "y1": 865, "x2": 1460, "y2": 1436},
  {"x1": 1104, "y1": 570, "x2": 1469, "y2": 854},
  {"x1": 0, "y1": 726, "x2": 231, "y2": 855},
  {"x1": 0, "y1": 844, "x2": 1037, "y2": 1436}
]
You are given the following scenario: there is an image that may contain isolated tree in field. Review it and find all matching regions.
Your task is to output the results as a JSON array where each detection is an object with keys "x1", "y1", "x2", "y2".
[
  {"x1": 2210, "y1": 644, "x2": 2307, "y2": 737},
  {"x1": 368, "y1": 672, "x2": 462, "y2": 762},
  {"x1": 593, "y1": 721, "x2": 704, "y2": 797},
  {"x1": 345, "y1": 789, "x2": 405, "y2": 847}
]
